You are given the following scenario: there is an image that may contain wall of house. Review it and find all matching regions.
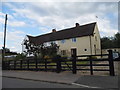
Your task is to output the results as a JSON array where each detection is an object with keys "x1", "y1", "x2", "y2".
[
  {"x1": 90, "y1": 24, "x2": 101, "y2": 55},
  {"x1": 57, "y1": 36, "x2": 91, "y2": 56},
  {"x1": 57, "y1": 23, "x2": 101, "y2": 57}
]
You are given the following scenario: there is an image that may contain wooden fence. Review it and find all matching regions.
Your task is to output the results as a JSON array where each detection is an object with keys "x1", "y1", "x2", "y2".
[{"x1": 2, "y1": 50, "x2": 116, "y2": 76}]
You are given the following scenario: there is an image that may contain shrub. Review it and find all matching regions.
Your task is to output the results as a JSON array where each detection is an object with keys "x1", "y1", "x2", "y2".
[
  {"x1": 14, "y1": 53, "x2": 26, "y2": 60},
  {"x1": 52, "y1": 55, "x2": 61, "y2": 62}
]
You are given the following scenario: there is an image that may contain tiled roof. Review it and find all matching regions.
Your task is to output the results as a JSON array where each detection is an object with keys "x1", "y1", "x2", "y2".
[{"x1": 27, "y1": 22, "x2": 96, "y2": 45}]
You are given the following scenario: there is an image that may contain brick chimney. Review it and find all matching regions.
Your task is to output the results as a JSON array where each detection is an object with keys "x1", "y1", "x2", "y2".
[
  {"x1": 52, "y1": 29, "x2": 56, "y2": 33},
  {"x1": 75, "y1": 23, "x2": 80, "y2": 27}
]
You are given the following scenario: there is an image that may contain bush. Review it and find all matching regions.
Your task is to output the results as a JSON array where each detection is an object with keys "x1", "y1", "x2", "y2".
[
  {"x1": 52, "y1": 55, "x2": 61, "y2": 62},
  {"x1": 14, "y1": 53, "x2": 26, "y2": 60}
]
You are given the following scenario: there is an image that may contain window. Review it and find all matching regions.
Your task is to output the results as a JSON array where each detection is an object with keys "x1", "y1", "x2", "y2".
[
  {"x1": 72, "y1": 38, "x2": 76, "y2": 42},
  {"x1": 84, "y1": 49, "x2": 87, "y2": 51},
  {"x1": 95, "y1": 36, "x2": 97, "y2": 41},
  {"x1": 61, "y1": 40, "x2": 65, "y2": 43},
  {"x1": 61, "y1": 50, "x2": 66, "y2": 55},
  {"x1": 94, "y1": 45, "x2": 96, "y2": 55}
]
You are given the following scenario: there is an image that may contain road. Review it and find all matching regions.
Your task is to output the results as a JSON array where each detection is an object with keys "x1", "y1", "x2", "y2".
[
  {"x1": 2, "y1": 77, "x2": 118, "y2": 90},
  {"x1": 2, "y1": 77, "x2": 80, "y2": 88}
]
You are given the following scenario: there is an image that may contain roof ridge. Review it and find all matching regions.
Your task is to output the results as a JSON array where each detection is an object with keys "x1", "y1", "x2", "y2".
[
  {"x1": 27, "y1": 22, "x2": 96, "y2": 45},
  {"x1": 31, "y1": 22, "x2": 96, "y2": 38}
]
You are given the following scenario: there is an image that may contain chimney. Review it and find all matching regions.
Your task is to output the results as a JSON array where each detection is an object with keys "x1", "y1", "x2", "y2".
[
  {"x1": 75, "y1": 23, "x2": 80, "y2": 27},
  {"x1": 52, "y1": 29, "x2": 56, "y2": 33}
]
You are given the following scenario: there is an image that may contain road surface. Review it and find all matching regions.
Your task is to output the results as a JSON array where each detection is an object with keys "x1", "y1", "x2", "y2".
[{"x1": 2, "y1": 77, "x2": 80, "y2": 88}]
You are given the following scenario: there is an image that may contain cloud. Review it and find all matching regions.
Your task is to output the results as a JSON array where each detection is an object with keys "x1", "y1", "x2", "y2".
[
  {"x1": 1, "y1": 2, "x2": 118, "y2": 52},
  {"x1": 2, "y1": 0, "x2": 120, "y2": 2},
  {"x1": 0, "y1": 30, "x2": 25, "y2": 52},
  {"x1": 8, "y1": 21, "x2": 26, "y2": 27},
  {"x1": 6, "y1": 30, "x2": 25, "y2": 41},
  {"x1": 3, "y1": 2, "x2": 118, "y2": 32},
  {"x1": 8, "y1": 2, "x2": 118, "y2": 32},
  {"x1": 0, "y1": 12, "x2": 27, "y2": 27}
]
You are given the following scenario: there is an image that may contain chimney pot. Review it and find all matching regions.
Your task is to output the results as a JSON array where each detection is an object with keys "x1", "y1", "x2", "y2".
[
  {"x1": 75, "y1": 23, "x2": 79, "y2": 27},
  {"x1": 52, "y1": 29, "x2": 56, "y2": 32}
]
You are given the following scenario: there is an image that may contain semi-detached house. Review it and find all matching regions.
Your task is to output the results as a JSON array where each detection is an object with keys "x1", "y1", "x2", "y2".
[{"x1": 26, "y1": 22, "x2": 101, "y2": 56}]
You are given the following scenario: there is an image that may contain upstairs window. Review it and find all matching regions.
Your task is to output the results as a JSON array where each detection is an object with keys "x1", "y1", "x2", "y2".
[
  {"x1": 61, "y1": 40, "x2": 65, "y2": 43},
  {"x1": 72, "y1": 38, "x2": 76, "y2": 42},
  {"x1": 95, "y1": 36, "x2": 97, "y2": 41}
]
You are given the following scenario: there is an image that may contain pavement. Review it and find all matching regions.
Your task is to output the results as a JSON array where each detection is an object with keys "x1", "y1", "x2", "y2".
[
  {"x1": 2, "y1": 77, "x2": 81, "y2": 88},
  {"x1": 2, "y1": 70, "x2": 120, "y2": 89},
  {"x1": 2, "y1": 70, "x2": 80, "y2": 84}
]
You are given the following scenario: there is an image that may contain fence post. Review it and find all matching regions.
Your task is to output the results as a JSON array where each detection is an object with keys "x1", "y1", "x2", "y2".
[
  {"x1": 14, "y1": 60, "x2": 16, "y2": 70},
  {"x1": 56, "y1": 56, "x2": 61, "y2": 73},
  {"x1": 6, "y1": 61, "x2": 8, "y2": 70},
  {"x1": 8, "y1": 60, "x2": 10, "y2": 70},
  {"x1": 20, "y1": 60, "x2": 22, "y2": 70},
  {"x1": 45, "y1": 59, "x2": 47, "y2": 72},
  {"x1": 35, "y1": 57, "x2": 38, "y2": 71},
  {"x1": 108, "y1": 50, "x2": 115, "y2": 76},
  {"x1": 89, "y1": 56, "x2": 93, "y2": 75},
  {"x1": 71, "y1": 49, "x2": 77, "y2": 74},
  {"x1": 27, "y1": 60, "x2": 29, "y2": 70},
  {"x1": 2, "y1": 61, "x2": 5, "y2": 70}
]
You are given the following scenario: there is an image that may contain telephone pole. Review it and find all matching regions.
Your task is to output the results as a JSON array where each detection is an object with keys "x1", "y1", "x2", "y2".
[{"x1": 2, "y1": 14, "x2": 8, "y2": 62}]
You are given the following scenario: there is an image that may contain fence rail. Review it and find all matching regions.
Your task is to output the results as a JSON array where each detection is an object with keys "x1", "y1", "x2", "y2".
[{"x1": 2, "y1": 50, "x2": 116, "y2": 76}]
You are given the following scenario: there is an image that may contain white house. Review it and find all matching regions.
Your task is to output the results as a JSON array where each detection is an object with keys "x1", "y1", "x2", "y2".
[{"x1": 26, "y1": 22, "x2": 101, "y2": 56}]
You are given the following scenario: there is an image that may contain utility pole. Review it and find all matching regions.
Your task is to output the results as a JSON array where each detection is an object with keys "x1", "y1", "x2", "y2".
[{"x1": 2, "y1": 14, "x2": 8, "y2": 62}]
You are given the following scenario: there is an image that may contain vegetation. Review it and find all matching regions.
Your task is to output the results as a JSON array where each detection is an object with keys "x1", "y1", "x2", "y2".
[
  {"x1": 14, "y1": 53, "x2": 26, "y2": 60},
  {"x1": 23, "y1": 40, "x2": 59, "y2": 59},
  {"x1": 1, "y1": 48, "x2": 17, "y2": 56},
  {"x1": 101, "y1": 32, "x2": 120, "y2": 49}
]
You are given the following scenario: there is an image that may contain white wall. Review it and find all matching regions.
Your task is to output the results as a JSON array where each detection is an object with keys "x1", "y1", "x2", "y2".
[
  {"x1": 57, "y1": 23, "x2": 101, "y2": 57},
  {"x1": 57, "y1": 36, "x2": 91, "y2": 56},
  {"x1": 90, "y1": 24, "x2": 101, "y2": 55}
]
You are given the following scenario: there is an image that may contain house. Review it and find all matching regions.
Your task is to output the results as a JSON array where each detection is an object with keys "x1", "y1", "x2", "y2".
[{"x1": 25, "y1": 22, "x2": 101, "y2": 56}]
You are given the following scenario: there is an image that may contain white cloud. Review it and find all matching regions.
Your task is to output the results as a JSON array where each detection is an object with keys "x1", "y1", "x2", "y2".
[
  {"x1": 1, "y1": 2, "x2": 118, "y2": 52},
  {"x1": 0, "y1": 30, "x2": 25, "y2": 52},
  {"x1": 0, "y1": 12, "x2": 5, "y2": 25},
  {"x1": 2, "y1": 2, "x2": 118, "y2": 34},
  {"x1": 2, "y1": 0, "x2": 120, "y2": 2},
  {"x1": 6, "y1": 30, "x2": 25, "y2": 41},
  {"x1": 0, "y1": 17, "x2": 4, "y2": 24},
  {"x1": 8, "y1": 2, "x2": 118, "y2": 35},
  {"x1": 0, "y1": 12, "x2": 27, "y2": 27},
  {"x1": 8, "y1": 21, "x2": 26, "y2": 27}
]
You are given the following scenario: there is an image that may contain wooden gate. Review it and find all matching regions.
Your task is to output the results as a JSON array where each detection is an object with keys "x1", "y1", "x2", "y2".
[{"x1": 2, "y1": 50, "x2": 115, "y2": 76}]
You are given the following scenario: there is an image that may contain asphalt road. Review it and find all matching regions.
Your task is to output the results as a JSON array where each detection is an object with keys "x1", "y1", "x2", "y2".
[
  {"x1": 2, "y1": 77, "x2": 81, "y2": 88},
  {"x1": 74, "y1": 76, "x2": 119, "y2": 89},
  {"x1": 2, "y1": 77, "x2": 119, "y2": 90}
]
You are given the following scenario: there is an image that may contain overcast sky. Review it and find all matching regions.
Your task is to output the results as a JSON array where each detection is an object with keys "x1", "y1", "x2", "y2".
[{"x1": 0, "y1": 1, "x2": 119, "y2": 53}]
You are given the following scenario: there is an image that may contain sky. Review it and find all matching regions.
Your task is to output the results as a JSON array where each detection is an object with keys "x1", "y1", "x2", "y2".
[{"x1": 0, "y1": 0, "x2": 119, "y2": 53}]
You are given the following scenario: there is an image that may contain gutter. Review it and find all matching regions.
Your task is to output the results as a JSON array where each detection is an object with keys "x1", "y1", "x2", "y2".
[{"x1": 89, "y1": 35, "x2": 92, "y2": 55}]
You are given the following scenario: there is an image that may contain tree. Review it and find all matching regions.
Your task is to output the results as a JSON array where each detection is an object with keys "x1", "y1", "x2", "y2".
[
  {"x1": 45, "y1": 42, "x2": 59, "y2": 57},
  {"x1": 23, "y1": 39, "x2": 44, "y2": 57},
  {"x1": 15, "y1": 53, "x2": 26, "y2": 60},
  {"x1": 2, "y1": 47, "x2": 10, "y2": 53},
  {"x1": 23, "y1": 40, "x2": 59, "y2": 58},
  {"x1": 113, "y1": 32, "x2": 120, "y2": 48},
  {"x1": 101, "y1": 37, "x2": 113, "y2": 49},
  {"x1": 101, "y1": 32, "x2": 120, "y2": 49}
]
